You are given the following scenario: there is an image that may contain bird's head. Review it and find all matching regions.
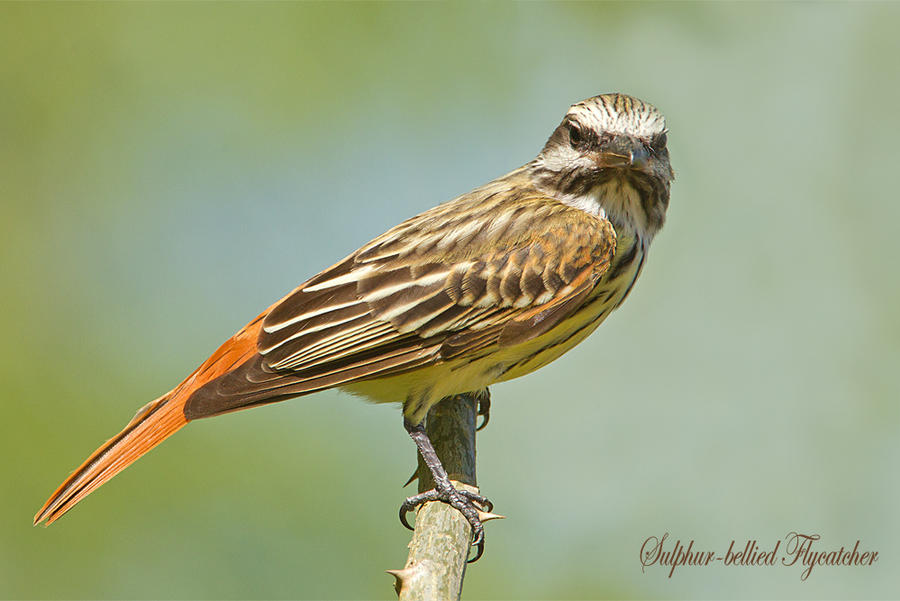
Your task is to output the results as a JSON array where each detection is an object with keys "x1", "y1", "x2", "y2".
[{"x1": 534, "y1": 93, "x2": 674, "y2": 239}]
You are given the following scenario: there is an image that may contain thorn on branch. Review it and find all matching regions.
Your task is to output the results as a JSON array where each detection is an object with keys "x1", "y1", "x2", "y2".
[{"x1": 386, "y1": 562, "x2": 428, "y2": 598}]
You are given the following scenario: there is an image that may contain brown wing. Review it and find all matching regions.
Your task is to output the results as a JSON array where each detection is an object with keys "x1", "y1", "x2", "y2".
[{"x1": 182, "y1": 182, "x2": 617, "y2": 419}]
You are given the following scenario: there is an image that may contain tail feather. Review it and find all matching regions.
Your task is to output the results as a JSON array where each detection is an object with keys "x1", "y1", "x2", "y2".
[
  {"x1": 33, "y1": 394, "x2": 187, "y2": 526},
  {"x1": 34, "y1": 311, "x2": 267, "y2": 526}
]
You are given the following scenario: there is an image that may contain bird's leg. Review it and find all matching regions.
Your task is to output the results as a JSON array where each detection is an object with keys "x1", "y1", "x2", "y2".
[
  {"x1": 399, "y1": 417, "x2": 493, "y2": 562},
  {"x1": 401, "y1": 388, "x2": 491, "y2": 487}
]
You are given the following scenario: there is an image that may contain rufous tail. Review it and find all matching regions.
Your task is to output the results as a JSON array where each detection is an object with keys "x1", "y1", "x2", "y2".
[
  {"x1": 33, "y1": 310, "x2": 269, "y2": 525},
  {"x1": 33, "y1": 393, "x2": 188, "y2": 526}
]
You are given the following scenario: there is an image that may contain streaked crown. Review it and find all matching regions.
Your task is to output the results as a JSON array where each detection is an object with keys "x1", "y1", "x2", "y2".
[{"x1": 566, "y1": 93, "x2": 667, "y2": 140}]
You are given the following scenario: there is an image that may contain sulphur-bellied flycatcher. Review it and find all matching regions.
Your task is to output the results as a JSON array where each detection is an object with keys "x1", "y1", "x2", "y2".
[{"x1": 35, "y1": 93, "x2": 673, "y2": 560}]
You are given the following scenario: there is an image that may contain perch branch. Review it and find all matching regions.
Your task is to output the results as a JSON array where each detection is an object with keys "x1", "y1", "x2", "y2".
[{"x1": 388, "y1": 391, "x2": 490, "y2": 600}]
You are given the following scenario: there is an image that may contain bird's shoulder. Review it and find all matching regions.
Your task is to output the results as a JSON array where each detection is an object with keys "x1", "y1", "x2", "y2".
[{"x1": 351, "y1": 169, "x2": 616, "y2": 269}]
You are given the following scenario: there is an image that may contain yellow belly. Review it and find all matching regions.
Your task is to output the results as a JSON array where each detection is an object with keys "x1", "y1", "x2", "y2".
[{"x1": 343, "y1": 255, "x2": 640, "y2": 424}]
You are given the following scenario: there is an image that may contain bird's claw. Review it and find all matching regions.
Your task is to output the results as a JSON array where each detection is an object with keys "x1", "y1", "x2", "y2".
[
  {"x1": 474, "y1": 389, "x2": 491, "y2": 431},
  {"x1": 398, "y1": 487, "x2": 494, "y2": 562}
]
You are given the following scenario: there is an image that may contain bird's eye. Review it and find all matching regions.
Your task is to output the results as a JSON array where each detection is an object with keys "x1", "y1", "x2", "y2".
[{"x1": 567, "y1": 121, "x2": 586, "y2": 147}]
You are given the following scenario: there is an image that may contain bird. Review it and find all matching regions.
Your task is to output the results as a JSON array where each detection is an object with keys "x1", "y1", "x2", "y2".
[{"x1": 34, "y1": 92, "x2": 673, "y2": 561}]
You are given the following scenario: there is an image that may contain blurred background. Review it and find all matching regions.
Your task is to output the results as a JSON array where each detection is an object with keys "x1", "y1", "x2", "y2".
[{"x1": 2, "y1": 3, "x2": 898, "y2": 599}]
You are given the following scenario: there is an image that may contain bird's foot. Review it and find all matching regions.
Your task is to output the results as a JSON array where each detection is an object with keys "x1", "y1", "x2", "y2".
[{"x1": 399, "y1": 483, "x2": 494, "y2": 562}]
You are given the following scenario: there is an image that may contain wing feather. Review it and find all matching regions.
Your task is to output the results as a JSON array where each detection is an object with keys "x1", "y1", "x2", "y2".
[{"x1": 183, "y1": 179, "x2": 617, "y2": 418}]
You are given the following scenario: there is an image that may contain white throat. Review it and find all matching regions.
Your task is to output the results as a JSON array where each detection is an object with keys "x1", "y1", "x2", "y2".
[{"x1": 557, "y1": 178, "x2": 654, "y2": 243}]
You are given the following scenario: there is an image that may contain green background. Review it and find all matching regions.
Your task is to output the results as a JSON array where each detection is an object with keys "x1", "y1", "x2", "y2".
[{"x1": 2, "y1": 3, "x2": 898, "y2": 599}]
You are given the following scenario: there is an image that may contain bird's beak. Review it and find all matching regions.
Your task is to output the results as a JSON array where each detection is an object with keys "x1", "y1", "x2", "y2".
[
  {"x1": 595, "y1": 151, "x2": 633, "y2": 169},
  {"x1": 595, "y1": 135, "x2": 650, "y2": 170}
]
